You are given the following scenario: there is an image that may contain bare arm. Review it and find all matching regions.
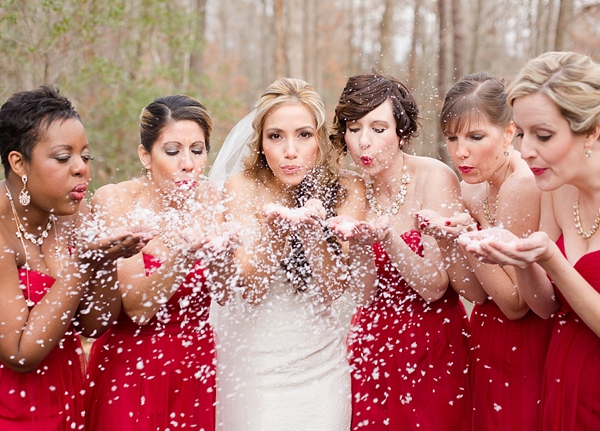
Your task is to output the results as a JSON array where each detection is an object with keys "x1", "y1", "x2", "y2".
[{"x1": 383, "y1": 161, "x2": 459, "y2": 302}]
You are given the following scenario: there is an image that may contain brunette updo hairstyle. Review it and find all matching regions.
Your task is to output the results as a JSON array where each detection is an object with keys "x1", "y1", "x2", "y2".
[
  {"x1": 0, "y1": 86, "x2": 81, "y2": 176},
  {"x1": 140, "y1": 94, "x2": 213, "y2": 152},
  {"x1": 330, "y1": 70, "x2": 420, "y2": 156},
  {"x1": 440, "y1": 72, "x2": 512, "y2": 135}
]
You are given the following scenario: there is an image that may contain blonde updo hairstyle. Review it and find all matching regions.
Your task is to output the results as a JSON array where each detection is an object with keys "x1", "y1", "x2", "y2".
[{"x1": 507, "y1": 51, "x2": 600, "y2": 136}]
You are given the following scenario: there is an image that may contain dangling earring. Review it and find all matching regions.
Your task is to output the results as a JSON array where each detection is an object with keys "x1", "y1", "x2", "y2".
[
  {"x1": 146, "y1": 168, "x2": 153, "y2": 181},
  {"x1": 19, "y1": 174, "x2": 30, "y2": 206},
  {"x1": 586, "y1": 149, "x2": 592, "y2": 158},
  {"x1": 504, "y1": 148, "x2": 510, "y2": 157}
]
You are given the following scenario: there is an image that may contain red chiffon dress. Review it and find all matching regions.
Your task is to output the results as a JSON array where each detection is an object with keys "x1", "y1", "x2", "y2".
[
  {"x1": 0, "y1": 269, "x2": 86, "y2": 431},
  {"x1": 540, "y1": 236, "x2": 600, "y2": 431},
  {"x1": 347, "y1": 230, "x2": 472, "y2": 431},
  {"x1": 85, "y1": 254, "x2": 216, "y2": 431},
  {"x1": 470, "y1": 299, "x2": 554, "y2": 430}
]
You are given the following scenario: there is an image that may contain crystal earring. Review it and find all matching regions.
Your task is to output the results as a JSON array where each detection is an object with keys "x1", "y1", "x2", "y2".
[
  {"x1": 146, "y1": 168, "x2": 152, "y2": 181},
  {"x1": 504, "y1": 149, "x2": 510, "y2": 156},
  {"x1": 586, "y1": 149, "x2": 592, "y2": 158},
  {"x1": 19, "y1": 174, "x2": 31, "y2": 206}
]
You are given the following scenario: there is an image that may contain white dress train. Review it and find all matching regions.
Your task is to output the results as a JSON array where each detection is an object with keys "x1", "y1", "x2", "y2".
[{"x1": 213, "y1": 270, "x2": 351, "y2": 431}]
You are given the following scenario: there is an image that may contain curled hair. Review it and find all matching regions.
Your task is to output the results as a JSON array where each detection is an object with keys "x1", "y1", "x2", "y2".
[
  {"x1": 140, "y1": 94, "x2": 213, "y2": 153},
  {"x1": 507, "y1": 51, "x2": 600, "y2": 136},
  {"x1": 0, "y1": 86, "x2": 81, "y2": 176},
  {"x1": 330, "y1": 70, "x2": 420, "y2": 155},
  {"x1": 243, "y1": 77, "x2": 345, "y2": 291},
  {"x1": 440, "y1": 72, "x2": 512, "y2": 134}
]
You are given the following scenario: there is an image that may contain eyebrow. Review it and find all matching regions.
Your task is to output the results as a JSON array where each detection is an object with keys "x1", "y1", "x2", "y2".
[
  {"x1": 265, "y1": 125, "x2": 315, "y2": 133},
  {"x1": 161, "y1": 140, "x2": 205, "y2": 146},
  {"x1": 51, "y1": 143, "x2": 90, "y2": 151}
]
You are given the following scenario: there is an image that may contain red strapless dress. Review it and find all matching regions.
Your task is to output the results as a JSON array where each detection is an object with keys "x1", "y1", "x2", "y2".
[
  {"x1": 347, "y1": 230, "x2": 472, "y2": 431},
  {"x1": 470, "y1": 299, "x2": 554, "y2": 431},
  {"x1": 541, "y1": 236, "x2": 600, "y2": 431},
  {"x1": 0, "y1": 269, "x2": 86, "y2": 431},
  {"x1": 85, "y1": 254, "x2": 216, "y2": 431}
]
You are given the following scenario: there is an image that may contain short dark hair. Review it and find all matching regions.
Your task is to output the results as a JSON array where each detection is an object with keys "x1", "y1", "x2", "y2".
[
  {"x1": 139, "y1": 94, "x2": 213, "y2": 153},
  {"x1": 330, "y1": 70, "x2": 420, "y2": 155},
  {"x1": 0, "y1": 85, "x2": 81, "y2": 176}
]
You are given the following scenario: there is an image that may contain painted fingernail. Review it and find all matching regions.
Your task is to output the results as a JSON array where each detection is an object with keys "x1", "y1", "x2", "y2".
[{"x1": 445, "y1": 221, "x2": 451, "y2": 226}]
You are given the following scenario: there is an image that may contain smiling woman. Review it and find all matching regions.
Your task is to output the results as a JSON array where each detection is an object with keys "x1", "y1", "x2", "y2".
[{"x1": 0, "y1": 86, "x2": 153, "y2": 431}]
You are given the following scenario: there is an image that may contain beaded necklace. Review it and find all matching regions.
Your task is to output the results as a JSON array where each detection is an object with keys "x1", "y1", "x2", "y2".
[{"x1": 365, "y1": 164, "x2": 411, "y2": 217}]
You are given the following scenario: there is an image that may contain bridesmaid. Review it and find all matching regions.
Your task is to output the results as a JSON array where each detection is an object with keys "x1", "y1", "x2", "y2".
[
  {"x1": 0, "y1": 86, "x2": 151, "y2": 430},
  {"x1": 459, "y1": 51, "x2": 600, "y2": 431},
  {"x1": 85, "y1": 95, "x2": 238, "y2": 430},
  {"x1": 421, "y1": 72, "x2": 553, "y2": 430},
  {"x1": 329, "y1": 71, "x2": 472, "y2": 430}
]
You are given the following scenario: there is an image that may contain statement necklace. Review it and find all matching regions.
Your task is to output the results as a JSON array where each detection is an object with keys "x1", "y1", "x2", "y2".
[
  {"x1": 573, "y1": 197, "x2": 600, "y2": 239},
  {"x1": 365, "y1": 164, "x2": 411, "y2": 217},
  {"x1": 5, "y1": 184, "x2": 55, "y2": 246},
  {"x1": 482, "y1": 193, "x2": 500, "y2": 226}
]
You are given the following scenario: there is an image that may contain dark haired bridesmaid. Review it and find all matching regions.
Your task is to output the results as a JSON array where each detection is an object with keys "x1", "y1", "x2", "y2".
[
  {"x1": 0, "y1": 86, "x2": 151, "y2": 430},
  {"x1": 85, "y1": 94, "x2": 239, "y2": 430}
]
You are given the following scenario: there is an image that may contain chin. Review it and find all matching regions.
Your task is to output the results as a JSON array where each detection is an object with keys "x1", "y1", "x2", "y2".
[{"x1": 534, "y1": 177, "x2": 562, "y2": 192}]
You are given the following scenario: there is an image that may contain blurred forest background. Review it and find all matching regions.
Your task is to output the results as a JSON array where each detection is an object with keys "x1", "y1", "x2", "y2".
[{"x1": 1, "y1": 0, "x2": 600, "y2": 189}]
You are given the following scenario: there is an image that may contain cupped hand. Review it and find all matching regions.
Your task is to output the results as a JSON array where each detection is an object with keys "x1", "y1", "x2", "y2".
[
  {"x1": 413, "y1": 209, "x2": 476, "y2": 239},
  {"x1": 327, "y1": 215, "x2": 359, "y2": 242},
  {"x1": 457, "y1": 228, "x2": 553, "y2": 269},
  {"x1": 352, "y1": 215, "x2": 391, "y2": 245},
  {"x1": 174, "y1": 223, "x2": 243, "y2": 260},
  {"x1": 78, "y1": 225, "x2": 158, "y2": 264}
]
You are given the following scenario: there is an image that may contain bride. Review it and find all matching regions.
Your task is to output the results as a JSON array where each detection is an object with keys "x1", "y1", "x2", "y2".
[{"x1": 209, "y1": 77, "x2": 376, "y2": 430}]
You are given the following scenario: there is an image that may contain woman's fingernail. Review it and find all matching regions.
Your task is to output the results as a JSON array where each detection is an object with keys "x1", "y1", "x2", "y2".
[{"x1": 445, "y1": 221, "x2": 451, "y2": 226}]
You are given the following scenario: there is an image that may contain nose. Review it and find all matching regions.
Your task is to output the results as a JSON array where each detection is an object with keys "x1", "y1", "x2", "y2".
[
  {"x1": 358, "y1": 131, "x2": 370, "y2": 149},
  {"x1": 72, "y1": 155, "x2": 89, "y2": 177},
  {"x1": 180, "y1": 151, "x2": 195, "y2": 172},
  {"x1": 284, "y1": 139, "x2": 298, "y2": 158},
  {"x1": 518, "y1": 134, "x2": 535, "y2": 161},
  {"x1": 452, "y1": 138, "x2": 469, "y2": 160}
]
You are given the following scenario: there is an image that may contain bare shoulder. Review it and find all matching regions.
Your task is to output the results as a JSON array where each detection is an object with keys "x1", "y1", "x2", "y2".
[
  {"x1": 339, "y1": 169, "x2": 364, "y2": 186},
  {"x1": 410, "y1": 155, "x2": 459, "y2": 189},
  {"x1": 91, "y1": 179, "x2": 143, "y2": 222},
  {"x1": 224, "y1": 172, "x2": 257, "y2": 199}
]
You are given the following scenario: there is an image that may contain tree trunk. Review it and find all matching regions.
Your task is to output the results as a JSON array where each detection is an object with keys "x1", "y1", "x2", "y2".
[
  {"x1": 437, "y1": 0, "x2": 448, "y2": 99},
  {"x1": 287, "y1": 0, "x2": 304, "y2": 78},
  {"x1": 189, "y1": 0, "x2": 208, "y2": 77},
  {"x1": 274, "y1": 0, "x2": 287, "y2": 77},
  {"x1": 469, "y1": 0, "x2": 483, "y2": 72},
  {"x1": 437, "y1": 0, "x2": 450, "y2": 163},
  {"x1": 304, "y1": 0, "x2": 317, "y2": 84},
  {"x1": 408, "y1": 0, "x2": 422, "y2": 91},
  {"x1": 379, "y1": 0, "x2": 396, "y2": 70},
  {"x1": 555, "y1": 0, "x2": 574, "y2": 50},
  {"x1": 451, "y1": 0, "x2": 464, "y2": 80},
  {"x1": 545, "y1": 0, "x2": 556, "y2": 51}
]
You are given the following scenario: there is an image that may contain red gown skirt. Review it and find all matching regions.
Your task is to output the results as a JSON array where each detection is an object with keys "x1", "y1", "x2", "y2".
[
  {"x1": 85, "y1": 255, "x2": 216, "y2": 431},
  {"x1": 0, "y1": 270, "x2": 86, "y2": 431},
  {"x1": 541, "y1": 236, "x2": 600, "y2": 431},
  {"x1": 348, "y1": 230, "x2": 472, "y2": 431},
  {"x1": 470, "y1": 300, "x2": 554, "y2": 430}
]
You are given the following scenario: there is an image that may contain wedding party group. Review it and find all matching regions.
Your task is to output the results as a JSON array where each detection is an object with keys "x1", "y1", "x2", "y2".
[{"x1": 1, "y1": 50, "x2": 599, "y2": 431}]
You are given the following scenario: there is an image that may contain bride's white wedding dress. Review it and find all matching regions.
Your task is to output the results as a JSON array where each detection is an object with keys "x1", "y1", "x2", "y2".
[{"x1": 213, "y1": 269, "x2": 351, "y2": 430}]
